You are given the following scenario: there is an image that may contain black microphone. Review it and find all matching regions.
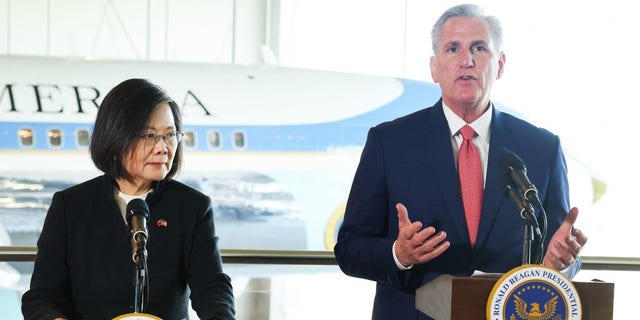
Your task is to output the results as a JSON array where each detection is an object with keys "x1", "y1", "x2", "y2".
[
  {"x1": 500, "y1": 152, "x2": 542, "y2": 207},
  {"x1": 499, "y1": 175, "x2": 542, "y2": 239},
  {"x1": 126, "y1": 198, "x2": 149, "y2": 264}
]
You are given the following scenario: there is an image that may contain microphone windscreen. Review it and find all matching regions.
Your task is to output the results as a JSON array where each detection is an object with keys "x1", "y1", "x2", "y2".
[
  {"x1": 500, "y1": 152, "x2": 526, "y2": 172},
  {"x1": 126, "y1": 198, "x2": 149, "y2": 224}
]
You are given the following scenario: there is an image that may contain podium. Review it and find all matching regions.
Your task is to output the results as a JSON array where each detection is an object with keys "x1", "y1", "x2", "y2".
[{"x1": 416, "y1": 274, "x2": 614, "y2": 320}]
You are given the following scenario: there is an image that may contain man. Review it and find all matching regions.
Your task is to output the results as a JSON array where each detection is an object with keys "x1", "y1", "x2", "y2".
[{"x1": 333, "y1": 4, "x2": 587, "y2": 320}]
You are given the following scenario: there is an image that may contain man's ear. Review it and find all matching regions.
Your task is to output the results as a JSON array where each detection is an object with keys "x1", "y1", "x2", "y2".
[{"x1": 496, "y1": 52, "x2": 506, "y2": 79}]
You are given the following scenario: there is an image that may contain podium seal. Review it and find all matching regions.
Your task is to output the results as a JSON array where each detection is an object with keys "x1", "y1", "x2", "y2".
[{"x1": 486, "y1": 264, "x2": 581, "y2": 320}]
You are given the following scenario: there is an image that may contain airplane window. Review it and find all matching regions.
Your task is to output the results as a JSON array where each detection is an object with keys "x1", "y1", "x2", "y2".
[
  {"x1": 233, "y1": 131, "x2": 246, "y2": 149},
  {"x1": 18, "y1": 128, "x2": 34, "y2": 147},
  {"x1": 183, "y1": 131, "x2": 196, "y2": 148},
  {"x1": 208, "y1": 131, "x2": 221, "y2": 149},
  {"x1": 48, "y1": 129, "x2": 63, "y2": 147},
  {"x1": 76, "y1": 129, "x2": 90, "y2": 147}
]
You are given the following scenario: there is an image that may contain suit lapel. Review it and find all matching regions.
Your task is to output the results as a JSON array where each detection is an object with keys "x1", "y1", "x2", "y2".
[
  {"x1": 474, "y1": 108, "x2": 521, "y2": 248},
  {"x1": 423, "y1": 102, "x2": 470, "y2": 245}
]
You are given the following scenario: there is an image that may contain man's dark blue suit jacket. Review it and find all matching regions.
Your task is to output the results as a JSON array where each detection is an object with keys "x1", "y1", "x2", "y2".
[{"x1": 334, "y1": 100, "x2": 570, "y2": 320}]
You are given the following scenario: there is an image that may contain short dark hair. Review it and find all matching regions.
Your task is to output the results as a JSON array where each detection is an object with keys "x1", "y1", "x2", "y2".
[{"x1": 90, "y1": 78, "x2": 183, "y2": 181}]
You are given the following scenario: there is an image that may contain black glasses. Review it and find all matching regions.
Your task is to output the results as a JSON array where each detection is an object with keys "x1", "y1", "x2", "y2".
[{"x1": 140, "y1": 132, "x2": 184, "y2": 147}]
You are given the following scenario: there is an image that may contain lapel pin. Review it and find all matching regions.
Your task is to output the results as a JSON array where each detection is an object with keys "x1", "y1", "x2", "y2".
[{"x1": 156, "y1": 219, "x2": 168, "y2": 227}]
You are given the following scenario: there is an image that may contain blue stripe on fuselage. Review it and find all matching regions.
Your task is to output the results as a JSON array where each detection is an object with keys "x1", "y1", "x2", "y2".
[{"x1": 0, "y1": 79, "x2": 442, "y2": 152}]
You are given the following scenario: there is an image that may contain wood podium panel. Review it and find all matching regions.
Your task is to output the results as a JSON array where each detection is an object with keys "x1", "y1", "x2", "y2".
[{"x1": 450, "y1": 277, "x2": 614, "y2": 320}]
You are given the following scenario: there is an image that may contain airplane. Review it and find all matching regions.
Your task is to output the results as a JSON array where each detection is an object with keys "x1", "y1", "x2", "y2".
[
  {"x1": 0, "y1": 54, "x2": 608, "y2": 318},
  {"x1": 0, "y1": 53, "x2": 605, "y2": 252}
]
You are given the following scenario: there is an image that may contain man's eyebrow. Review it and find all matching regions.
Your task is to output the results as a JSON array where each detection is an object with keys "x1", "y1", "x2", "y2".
[
  {"x1": 471, "y1": 40, "x2": 489, "y2": 47},
  {"x1": 443, "y1": 40, "x2": 460, "y2": 48}
]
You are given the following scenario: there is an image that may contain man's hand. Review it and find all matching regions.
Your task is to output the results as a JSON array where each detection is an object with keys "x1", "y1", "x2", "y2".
[
  {"x1": 394, "y1": 203, "x2": 450, "y2": 267},
  {"x1": 543, "y1": 207, "x2": 588, "y2": 270}
]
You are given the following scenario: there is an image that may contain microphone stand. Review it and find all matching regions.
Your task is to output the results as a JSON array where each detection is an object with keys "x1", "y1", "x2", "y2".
[
  {"x1": 531, "y1": 200, "x2": 548, "y2": 265},
  {"x1": 503, "y1": 182, "x2": 540, "y2": 265},
  {"x1": 127, "y1": 198, "x2": 151, "y2": 315},
  {"x1": 521, "y1": 214, "x2": 534, "y2": 265},
  {"x1": 501, "y1": 159, "x2": 547, "y2": 265},
  {"x1": 132, "y1": 236, "x2": 149, "y2": 313},
  {"x1": 519, "y1": 204, "x2": 544, "y2": 265}
]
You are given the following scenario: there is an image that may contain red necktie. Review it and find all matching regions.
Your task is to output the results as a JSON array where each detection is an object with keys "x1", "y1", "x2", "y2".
[{"x1": 458, "y1": 125, "x2": 483, "y2": 246}]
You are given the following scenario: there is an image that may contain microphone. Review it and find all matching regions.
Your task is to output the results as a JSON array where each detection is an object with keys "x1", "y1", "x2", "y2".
[
  {"x1": 499, "y1": 152, "x2": 542, "y2": 207},
  {"x1": 499, "y1": 175, "x2": 542, "y2": 239},
  {"x1": 126, "y1": 198, "x2": 149, "y2": 264}
]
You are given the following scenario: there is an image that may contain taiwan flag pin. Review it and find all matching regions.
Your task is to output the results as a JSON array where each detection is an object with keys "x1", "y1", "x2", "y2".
[{"x1": 157, "y1": 219, "x2": 168, "y2": 227}]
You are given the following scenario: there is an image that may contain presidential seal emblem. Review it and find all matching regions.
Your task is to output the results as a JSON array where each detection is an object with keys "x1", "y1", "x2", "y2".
[{"x1": 486, "y1": 264, "x2": 581, "y2": 320}]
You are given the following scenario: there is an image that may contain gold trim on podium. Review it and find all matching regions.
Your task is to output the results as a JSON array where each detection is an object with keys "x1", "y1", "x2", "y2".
[{"x1": 113, "y1": 313, "x2": 162, "y2": 320}]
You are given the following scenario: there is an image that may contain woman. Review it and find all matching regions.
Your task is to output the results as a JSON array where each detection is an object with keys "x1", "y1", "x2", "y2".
[{"x1": 22, "y1": 78, "x2": 235, "y2": 319}]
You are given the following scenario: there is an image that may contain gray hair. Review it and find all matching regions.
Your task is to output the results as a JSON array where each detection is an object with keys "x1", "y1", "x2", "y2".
[{"x1": 431, "y1": 4, "x2": 503, "y2": 53}]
